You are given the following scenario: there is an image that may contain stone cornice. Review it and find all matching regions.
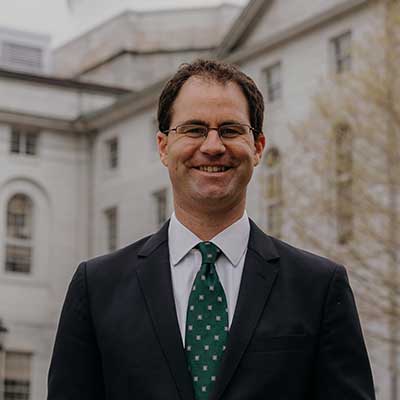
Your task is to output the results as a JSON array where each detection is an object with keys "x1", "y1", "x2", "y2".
[
  {"x1": 77, "y1": 47, "x2": 215, "y2": 77},
  {"x1": 77, "y1": 79, "x2": 166, "y2": 131},
  {"x1": 0, "y1": 68, "x2": 131, "y2": 96},
  {"x1": 0, "y1": 109, "x2": 79, "y2": 133}
]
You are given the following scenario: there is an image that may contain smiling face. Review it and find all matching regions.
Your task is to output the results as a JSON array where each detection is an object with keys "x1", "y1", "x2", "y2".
[{"x1": 157, "y1": 76, "x2": 265, "y2": 215}]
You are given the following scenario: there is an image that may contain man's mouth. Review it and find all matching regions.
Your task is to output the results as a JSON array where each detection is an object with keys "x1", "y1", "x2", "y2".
[{"x1": 195, "y1": 166, "x2": 232, "y2": 173}]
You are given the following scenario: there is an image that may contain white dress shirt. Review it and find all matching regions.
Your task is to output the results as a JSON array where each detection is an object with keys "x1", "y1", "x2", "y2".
[{"x1": 168, "y1": 212, "x2": 250, "y2": 345}]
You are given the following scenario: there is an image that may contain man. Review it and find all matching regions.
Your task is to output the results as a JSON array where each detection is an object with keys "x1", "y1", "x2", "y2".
[{"x1": 48, "y1": 59, "x2": 375, "y2": 399}]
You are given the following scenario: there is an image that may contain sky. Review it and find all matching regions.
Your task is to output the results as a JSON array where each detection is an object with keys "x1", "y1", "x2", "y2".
[{"x1": 0, "y1": 0, "x2": 248, "y2": 47}]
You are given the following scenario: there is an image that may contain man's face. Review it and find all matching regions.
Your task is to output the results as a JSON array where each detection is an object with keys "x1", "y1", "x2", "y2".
[{"x1": 158, "y1": 76, "x2": 265, "y2": 213}]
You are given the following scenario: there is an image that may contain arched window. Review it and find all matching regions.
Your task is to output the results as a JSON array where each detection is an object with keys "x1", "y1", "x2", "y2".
[
  {"x1": 335, "y1": 123, "x2": 353, "y2": 244},
  {"x1": 265, "y1": 147, "x2": 283, "y2": 238},
  {"x1": 5, "y1": 194, "x2": 33, "y2": 273}
]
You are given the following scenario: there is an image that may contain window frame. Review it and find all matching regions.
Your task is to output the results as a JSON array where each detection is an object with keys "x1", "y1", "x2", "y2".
[
  {"x1": 264, "y1": 62, "x2": 282, "y2": 103},
  {"x1": 152, "y1": 188, "x2": 168, "y2": 228},
  {"x1": 106, "y1": 137, "x2": 119, "y2": 170},
  {"x1": 334, "y1": 123, "x2": 353, "y2": 245},
  {"x1": 331, "y1": 31, "x2": 352, "y2": 74},
  {"x1": 104, "y1": 207, "x2": 118, "y2": 252},
  {"x1": 9, "y1": 127, "x2": 40, "y2": 156},
  {"x1": 264, "y1": 147, "x2": 283, "y2": 238},
  {"x1": 5, "y1": 194, "x2": 34, "y2": 274},
  {"x1": 4, "y1": 350, "x2": 32, "y2": 400}
]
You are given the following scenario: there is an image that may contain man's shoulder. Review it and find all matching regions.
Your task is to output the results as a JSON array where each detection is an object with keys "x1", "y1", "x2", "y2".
[
  {"x1": 250, "y1": 220, "x2": 343, "y2": 276},
  {"x1": 82, "y1": 233, "x2": 156, "y2": 280},
  {"x1": 274, "y1": 236, "x2": 341, "y2": 269}
]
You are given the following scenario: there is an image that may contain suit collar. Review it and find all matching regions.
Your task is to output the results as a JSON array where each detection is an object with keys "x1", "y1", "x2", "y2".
[
  {"x1": 137, "y1": 218, "x2": 279, "y2": 260},
  {"x1": 137, "y1": 219, "x2": 169, "y2": 257},
  {"x1": 248, "y1": 219, "x2": 280, "y2": 263},
  {"x1": 168, "y1": 212, "x2": 251, "y2": 267}
]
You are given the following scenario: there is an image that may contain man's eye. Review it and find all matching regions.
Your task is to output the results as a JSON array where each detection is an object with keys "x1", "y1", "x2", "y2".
[
  {"x1": 180, "y1": 125, "x2": 206, "y2": 135},
  {"x1": 220, "y1": 125, "x2": 245, "y2": 137}
]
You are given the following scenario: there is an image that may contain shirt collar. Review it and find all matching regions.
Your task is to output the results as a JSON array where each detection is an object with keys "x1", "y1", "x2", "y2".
[{"x1": 168, "y1": 211, "x2": 250, "y2": 267}]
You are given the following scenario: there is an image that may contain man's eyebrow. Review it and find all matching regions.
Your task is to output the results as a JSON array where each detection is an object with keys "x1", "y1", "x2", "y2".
[
  {"x1": 178, "y1": 119, "x2": 244, "y2": 126},
  {"x1": 179, "y1": 119, "x2": 208, "y2": 126}
]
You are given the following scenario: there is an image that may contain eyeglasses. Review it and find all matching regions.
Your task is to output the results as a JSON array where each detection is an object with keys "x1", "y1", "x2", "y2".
[{"x1": 163, "y1": 123, "x2": 258, "y2": 140}]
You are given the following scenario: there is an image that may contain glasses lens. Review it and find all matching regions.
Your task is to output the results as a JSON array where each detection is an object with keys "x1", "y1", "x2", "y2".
[
  {"x1": 219, "y1": 124, "x2": 249, "y2": 138},
  {"x1": 176, "y1": 124, "x2": 207, "y2": 138}
]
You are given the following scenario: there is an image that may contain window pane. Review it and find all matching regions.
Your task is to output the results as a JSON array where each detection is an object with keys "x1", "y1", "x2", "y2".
[
  {"x1": 2, "y1": 41, "x2": 43, "y2": 73},
  {"x1": 267, "y1": 203, "x2": 282, "y2": 238},
  {"x1": 5, "y1": 245, "x2": 32, "y2": 273},
  {"x1": 10, "y1": 129, "x2": 21, "y2": 154},
  {"x1": 335, "y1": 124, "x2": 353, "y2": 244},
  {"x1": 265, "y1": 63, "x2": 282, "y2": 102},
  {"x1": 25, "y1": 132, "x2": 38, "y2": 155},
  {"x1": 7, "y1": 194, "x2": 33, "y2": 239},
  {"x1": 153, "y1": 189, "x2": 167, "y2": 227},
  {"x1": 332, "y1": 32, "x2": 351, "y2": 74},
  {"x1": 107, "y1": 138, "x2": 118, "y2": 169},
  {"x1": 105, "y1": 207, "x2": 117, "y2": 251},
  {"x1": 4, "y1": 351, "x2": 31, "y2": 400}
]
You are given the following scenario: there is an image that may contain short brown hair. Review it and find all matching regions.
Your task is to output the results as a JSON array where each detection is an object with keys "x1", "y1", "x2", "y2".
[{"x1": 157, "y1": 59, "x2": 264, "y2": 136}]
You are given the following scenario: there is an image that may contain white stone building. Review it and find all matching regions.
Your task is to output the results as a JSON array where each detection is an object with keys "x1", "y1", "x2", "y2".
[{"x1": 0, "y1": 0, "x2": 396, "y2": 399}]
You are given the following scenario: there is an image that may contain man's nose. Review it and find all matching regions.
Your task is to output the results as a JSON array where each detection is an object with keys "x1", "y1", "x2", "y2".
[{"x1": 199, "y1": 129, "x2": 226, "y2": 155}]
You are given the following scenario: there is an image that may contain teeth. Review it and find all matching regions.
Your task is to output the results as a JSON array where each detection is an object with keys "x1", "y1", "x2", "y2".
[{"x1": 198, "y1": 166, "x2": 228, "y2": 172}]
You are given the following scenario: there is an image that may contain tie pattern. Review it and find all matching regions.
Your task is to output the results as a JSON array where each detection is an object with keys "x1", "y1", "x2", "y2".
[{"x1": 185, "y1": 242, "x2": 229, "y2": 399}]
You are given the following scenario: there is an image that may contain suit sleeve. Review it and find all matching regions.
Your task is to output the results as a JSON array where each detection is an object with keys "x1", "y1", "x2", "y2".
[
  {"x1": 313, "y1": 265, "x2": 376, "y2": 400},
  {"x1": 47, "y1": 262, "x2": 106, "y2": 400}
]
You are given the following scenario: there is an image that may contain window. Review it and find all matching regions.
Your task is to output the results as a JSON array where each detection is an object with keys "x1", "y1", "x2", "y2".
[
  {"x1": 153, "y1": 189, "x2": 167, "y2": 228},
  {"x1": 2, "y1": 41, "x2": 43, "y2": 73},
  {"x1": 9, "y1": 128, "x2": 39, "y2": 156},
  {"x1": 4, "y1": 351, "x2": 32, "y2": 400},
  {"x1": 331, "y1": 32, "x2": 352, "y2": 74},
  {"x1": 264, "y1": 63, "x2": 282, "y2": 103},
  {"x1": 105, "y1": 207, "x2": 117, "y2": 252},
  {"x1": 335, "y1": 123, "x2": 353, "y2": 244},
  {"x1": 5, "y1": 194, "x2": 33, "y2": 274},
  {"x1": 264, "y1": 148, "x2": 283, "y2": 238},
  {"x1": 106, "y1": 138, "x2": 118, "y2": 169}
]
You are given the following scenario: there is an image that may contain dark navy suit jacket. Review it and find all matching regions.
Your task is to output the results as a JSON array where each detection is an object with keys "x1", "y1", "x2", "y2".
[{"x1": 48, "y1": 220, "x2": 375, "y2": 399}]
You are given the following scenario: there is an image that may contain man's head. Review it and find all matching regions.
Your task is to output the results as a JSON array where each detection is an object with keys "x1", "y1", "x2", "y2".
[
  {"x1": 158, "y1": 59, "x2": 264, "y2": 136},
  {"x1": 157, "y1": 59, "x2": 265, "y2": 217}
]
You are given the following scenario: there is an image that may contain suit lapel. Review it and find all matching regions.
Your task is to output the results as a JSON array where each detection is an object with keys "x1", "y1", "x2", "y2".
[
  {"x1": 210, "y1": 221, "x2": 280, "y2": 400},
  {"x1": 136, "y1": 221, "x2": 195, "y2": 400}
]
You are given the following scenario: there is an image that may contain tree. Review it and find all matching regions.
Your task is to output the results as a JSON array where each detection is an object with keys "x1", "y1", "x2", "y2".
[{"x1": 285, "y1": 1, "x2": 400, "y2": 398}]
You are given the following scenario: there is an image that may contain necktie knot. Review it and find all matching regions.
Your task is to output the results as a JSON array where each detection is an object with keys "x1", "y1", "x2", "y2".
[{"x1": 196, "y1": 242, "x2": 221, "y2": 265}]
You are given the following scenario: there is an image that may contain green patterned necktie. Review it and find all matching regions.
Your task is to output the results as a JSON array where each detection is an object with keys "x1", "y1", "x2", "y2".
[{"x1": 185, "y1": 241, "x2": 229, "y2": 400}]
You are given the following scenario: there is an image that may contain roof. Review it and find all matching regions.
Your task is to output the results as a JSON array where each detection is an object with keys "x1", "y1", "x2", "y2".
[
  {"x1": 214, "y1": 0, "x2": 274, "y2": 59},
  {"x1": 0, "y1": 68, "x2": 132, "y2": 96}
]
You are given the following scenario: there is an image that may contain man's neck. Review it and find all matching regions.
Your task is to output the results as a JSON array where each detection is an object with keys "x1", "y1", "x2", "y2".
[{"x1": 173, "y1": 202, "x2": 246, "y2": 241}]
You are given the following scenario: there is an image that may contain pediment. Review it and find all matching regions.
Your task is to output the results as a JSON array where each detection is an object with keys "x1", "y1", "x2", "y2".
[{"x1": 217, "y1": 0, "x2": 353, "y2": 58}]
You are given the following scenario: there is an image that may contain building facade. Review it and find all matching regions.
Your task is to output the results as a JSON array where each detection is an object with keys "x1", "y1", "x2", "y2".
[{"x1": 0, "y1": 0, "x2": 397, "y2": 399}]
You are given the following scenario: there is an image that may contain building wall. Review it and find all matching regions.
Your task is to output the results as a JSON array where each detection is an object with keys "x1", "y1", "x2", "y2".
[
  {"x1": 237, "y1": 2, "x2": 388, "y2": 397},
  {"x1": 0, "y1": 124, "x2": 90, "y2": 400},
  {"x1": 0, "y1": 1, "x2": 393, "y2": 399},
  {"x1": 91, "y1": 106, "x2": 170, "y2": 255}
]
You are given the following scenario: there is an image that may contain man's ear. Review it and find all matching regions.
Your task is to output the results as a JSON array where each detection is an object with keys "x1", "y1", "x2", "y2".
[
  {"x1": 253, "y1": 133, "x2": 265, "y2": 166},
  {"x1": 157, "y1": 131, "x2": 169, "y2": 167}
]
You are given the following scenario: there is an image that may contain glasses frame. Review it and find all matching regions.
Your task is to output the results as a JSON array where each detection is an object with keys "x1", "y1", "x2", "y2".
[{"x1": 162, "y1": 123, "x2": 260, "y2": 139}]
